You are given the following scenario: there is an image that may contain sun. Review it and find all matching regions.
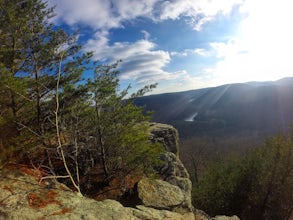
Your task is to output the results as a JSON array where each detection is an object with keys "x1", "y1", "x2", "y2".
[{"x1": 212, "y1": 0, "x2": 293, "y2": 85}]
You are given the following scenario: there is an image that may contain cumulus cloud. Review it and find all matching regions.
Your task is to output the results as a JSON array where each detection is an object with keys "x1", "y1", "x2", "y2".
[
  {"x1": 159, "y1": 0, "x2": 195, "y2": 20},
  {"x1": 84, "y1": 31, "x2": 187, "y2": 85},
  {"x1": 158, "y1": 0, "x2": 244, "y2": 30},
  {"x1": 47, "y1": 0, "x2": 243, "y2": 30},
  {"x1": 111, "y1": 0, "x2": 157, "y2": 20},
  {"x1": 46, "y1": 0, "x2": 246, "y2": 91},
  {"x1": 47, "y1": 0, "x2": 158, "y2": 30},
  {"x1": 47, "y1": 0, "x2": 120, "y2": 29}
]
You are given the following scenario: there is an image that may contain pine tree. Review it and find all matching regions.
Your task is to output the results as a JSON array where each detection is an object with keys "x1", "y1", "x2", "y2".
[
  {"x1": 0, "y1": 0, "x2": 89, "y2": 162},
  {"x1": 87, "y1": 62, "x2": 162, "y2": 182},
  {"x1": 0, "y1": 0, "x2": 163, "y2": 197},
  {"x1": 0, "y1": 0, "x2": 46, "y2": 161}
]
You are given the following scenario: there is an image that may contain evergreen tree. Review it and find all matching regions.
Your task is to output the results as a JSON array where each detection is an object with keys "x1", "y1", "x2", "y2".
[
  {"x1": 87, "y1": 62, "x2": 162, "y2": 181},
  {"x1": 0, "y1": 0, "x2": 89, "y2": 163},
  {"x1": 0, "y1": 0, "x2": 51, "y2": 160},
  {"x1": 0, "y1": 0, "x2": 163, "y2": 197}
]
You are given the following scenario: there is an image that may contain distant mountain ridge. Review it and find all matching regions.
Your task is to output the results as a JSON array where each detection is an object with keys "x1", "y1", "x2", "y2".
[{"x1": 135, "y1": 77, "x2": 293, "y2": 139}]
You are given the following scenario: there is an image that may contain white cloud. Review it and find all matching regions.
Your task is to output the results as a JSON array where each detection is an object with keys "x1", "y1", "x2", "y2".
[
  {"x1": 210, "y1": 39, "x2": 247, "y2": 58},
  {"x1": 141, "y1": 30, "x2": 151, "y2": 41},
  {"x1": 159, "y1": 0, "x2": 195, "y2": 20},
  {"x1": 47, "y1": 0, "x2": 243, "y2": 31},
  {"x1": 111, "y1": 0, "x2": 157, "y2": 20},
  {"x1": 171, "y1": 48, "x2": 209, "y2": 57},
  {"x1": 194, "y1": 48, "x2": 209, "y2": 56},
  {"x1": 47, "y1": 0, "x2": 158, "y2": 30},
  {"x1": 46, "y1": 0, "x2": 250, "y2": 92},
  {"x1": 158, "y1": 0, "x2": 244, "y2": 30},
  {"x1": 151, "y1": 72, "x2": 210, "y2": 94},
  {"x1": 170, "y1": 51, "x2": 188, "y2": 57},
  {"x1": 47, "y1": 0, "x2": 120, "y2": 29},
  {"x1": 84, "y1": 31, "x2": 190, "y2": 85}
]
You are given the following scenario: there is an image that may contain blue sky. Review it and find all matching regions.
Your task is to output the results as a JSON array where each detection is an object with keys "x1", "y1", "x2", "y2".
[{"x1": 47, "y1": 0, "x2": 293, "y2": 94}]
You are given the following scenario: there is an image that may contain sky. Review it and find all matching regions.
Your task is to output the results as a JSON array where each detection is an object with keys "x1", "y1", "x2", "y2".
[{"x1": 47, "y1": 0, "x2": 293, "y2": 95}]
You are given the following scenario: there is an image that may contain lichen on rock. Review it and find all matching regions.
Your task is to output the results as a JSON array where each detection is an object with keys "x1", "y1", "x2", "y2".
[
  {"x1": 149, "y1": 122, "x2": 179, "y2": 156},
  {"x1": 137, "y1": 178, "x2": 185, "y2": 209},
  {"x1": 0, "y1": 166, "x2": 195, "y2": 220},
  {"x1": 0, "y1": 123, "x2": 240, "y2": 220}
]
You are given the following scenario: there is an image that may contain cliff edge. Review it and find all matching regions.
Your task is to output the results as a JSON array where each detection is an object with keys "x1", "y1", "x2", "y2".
[{"x1": 0, "y1": 123, "x2": 239, "y2": 220}]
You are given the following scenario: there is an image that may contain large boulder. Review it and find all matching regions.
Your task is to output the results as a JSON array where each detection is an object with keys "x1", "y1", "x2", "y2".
[
  {"x1": 149, "y1": 123, "x2": 179, "y2": 155},
  {"x1": 137, "y1": 178, "x2": 185, "y2": 210},
  {"x1": 159, "y1": 152, "x2": 193, "y2": 211}
]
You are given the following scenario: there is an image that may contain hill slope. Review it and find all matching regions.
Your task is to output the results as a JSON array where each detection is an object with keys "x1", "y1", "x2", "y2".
[{"x1": 135, "y1": 77, "x2": 293, "y2": 139}]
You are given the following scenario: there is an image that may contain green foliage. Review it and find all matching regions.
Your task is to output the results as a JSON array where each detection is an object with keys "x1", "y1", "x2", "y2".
[
  {"x1": 87, "y1": 62, "x2": 162, "y2": 179},
  {"x1": 0, "y1": 0, "x2": 91, "y2": 160},
  {"x1": 193, "y1": 133, "x2": 293, "y2": 220},
  {"x1": 0, "y1": 0, "x2": 162, "y2": 192}
]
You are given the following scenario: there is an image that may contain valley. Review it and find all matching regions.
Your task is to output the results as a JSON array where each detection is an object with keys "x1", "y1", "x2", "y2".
[
  {"x1": 136, "y1": 77, "x2": 293, "y2": 140},
  {"x1": 135, "y1": 77, "x2": 293, "y2": 177}
]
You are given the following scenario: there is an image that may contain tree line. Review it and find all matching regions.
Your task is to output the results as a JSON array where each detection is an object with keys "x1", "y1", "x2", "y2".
[{"x1": 193, "y1": 133, "x2": 293, "y2": 220}]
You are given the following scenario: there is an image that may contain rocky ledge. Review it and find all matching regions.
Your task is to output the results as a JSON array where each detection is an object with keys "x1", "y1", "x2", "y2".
[
  {"x1": 149, "y1": 122, "x2": 179, "y2": 156},
  {"x1": 0, "y1": 123, "x2": 239, "y2": 220},
  {"x1": 0, "y1": 167, "x2": 239, "y2": 220},
  {"x1": 0, "y1": 166, "x2": 194, "y2": 220}
]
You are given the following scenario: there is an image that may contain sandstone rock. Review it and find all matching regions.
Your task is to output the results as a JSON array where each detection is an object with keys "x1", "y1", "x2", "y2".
[
  {"x1": 149, "y1": 123, "x2": 179, "y2": 155},
  {"x1": 194, "y1": 209, "x2": 240, "y2": 220},
  {"x1": 166, "y1": 175, "x2": 193, "y2": 211},
  {"x1": 0, "y1": 167, "x2": 195, "y2": 220},
  {"x1": 159, "y1": 151, "x2": 190, "y2": 179},
  {"x1": 137, "y1": 178, "x2": 185, "y2": 209},
  {"x1": 159, "y1": 152, "x2": 193, "y2": 211},
  {"x1": 212, "y1": 215, "x2": 240, "y2": 220},
  {"x1": 133, "y1": 205, "x2": 195, "y2": 220},
  {"x1": 194, "y1": 209, "x2": 210, "y2": 220}
]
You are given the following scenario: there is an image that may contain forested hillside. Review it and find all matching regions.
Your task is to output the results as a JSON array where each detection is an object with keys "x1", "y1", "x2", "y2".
[
  {"x1": 135, "y1": 64, "x2": 293, "y2": 220},
  {"x1": 135, "y1": 78, "x2": 293, "y2": 139}
]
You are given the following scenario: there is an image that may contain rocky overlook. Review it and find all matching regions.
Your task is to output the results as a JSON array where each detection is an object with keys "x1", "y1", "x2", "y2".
[{"x1": 0, "y1": 123, "x2": 239, "y2": 220}]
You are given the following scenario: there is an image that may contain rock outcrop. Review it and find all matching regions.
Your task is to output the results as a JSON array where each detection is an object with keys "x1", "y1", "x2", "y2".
[
  {"x1": 159, "y1": 151, "x2": 193, "y2": 211},
  {"x1": 149, "y1": 123, "x2": 179, "y2": 155},
  {"x1": 0, "y1": 123, "x2": 239, "y2": 220},
  {"x1": 0, "y1": 167, "x2": 194, "y2": 220},
  {"x1": 0, "y1": 167, "x2": 239, "y2": 220},
  {"x1": 148, "y1": 123, "x2": 193, "y2": 212}
]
